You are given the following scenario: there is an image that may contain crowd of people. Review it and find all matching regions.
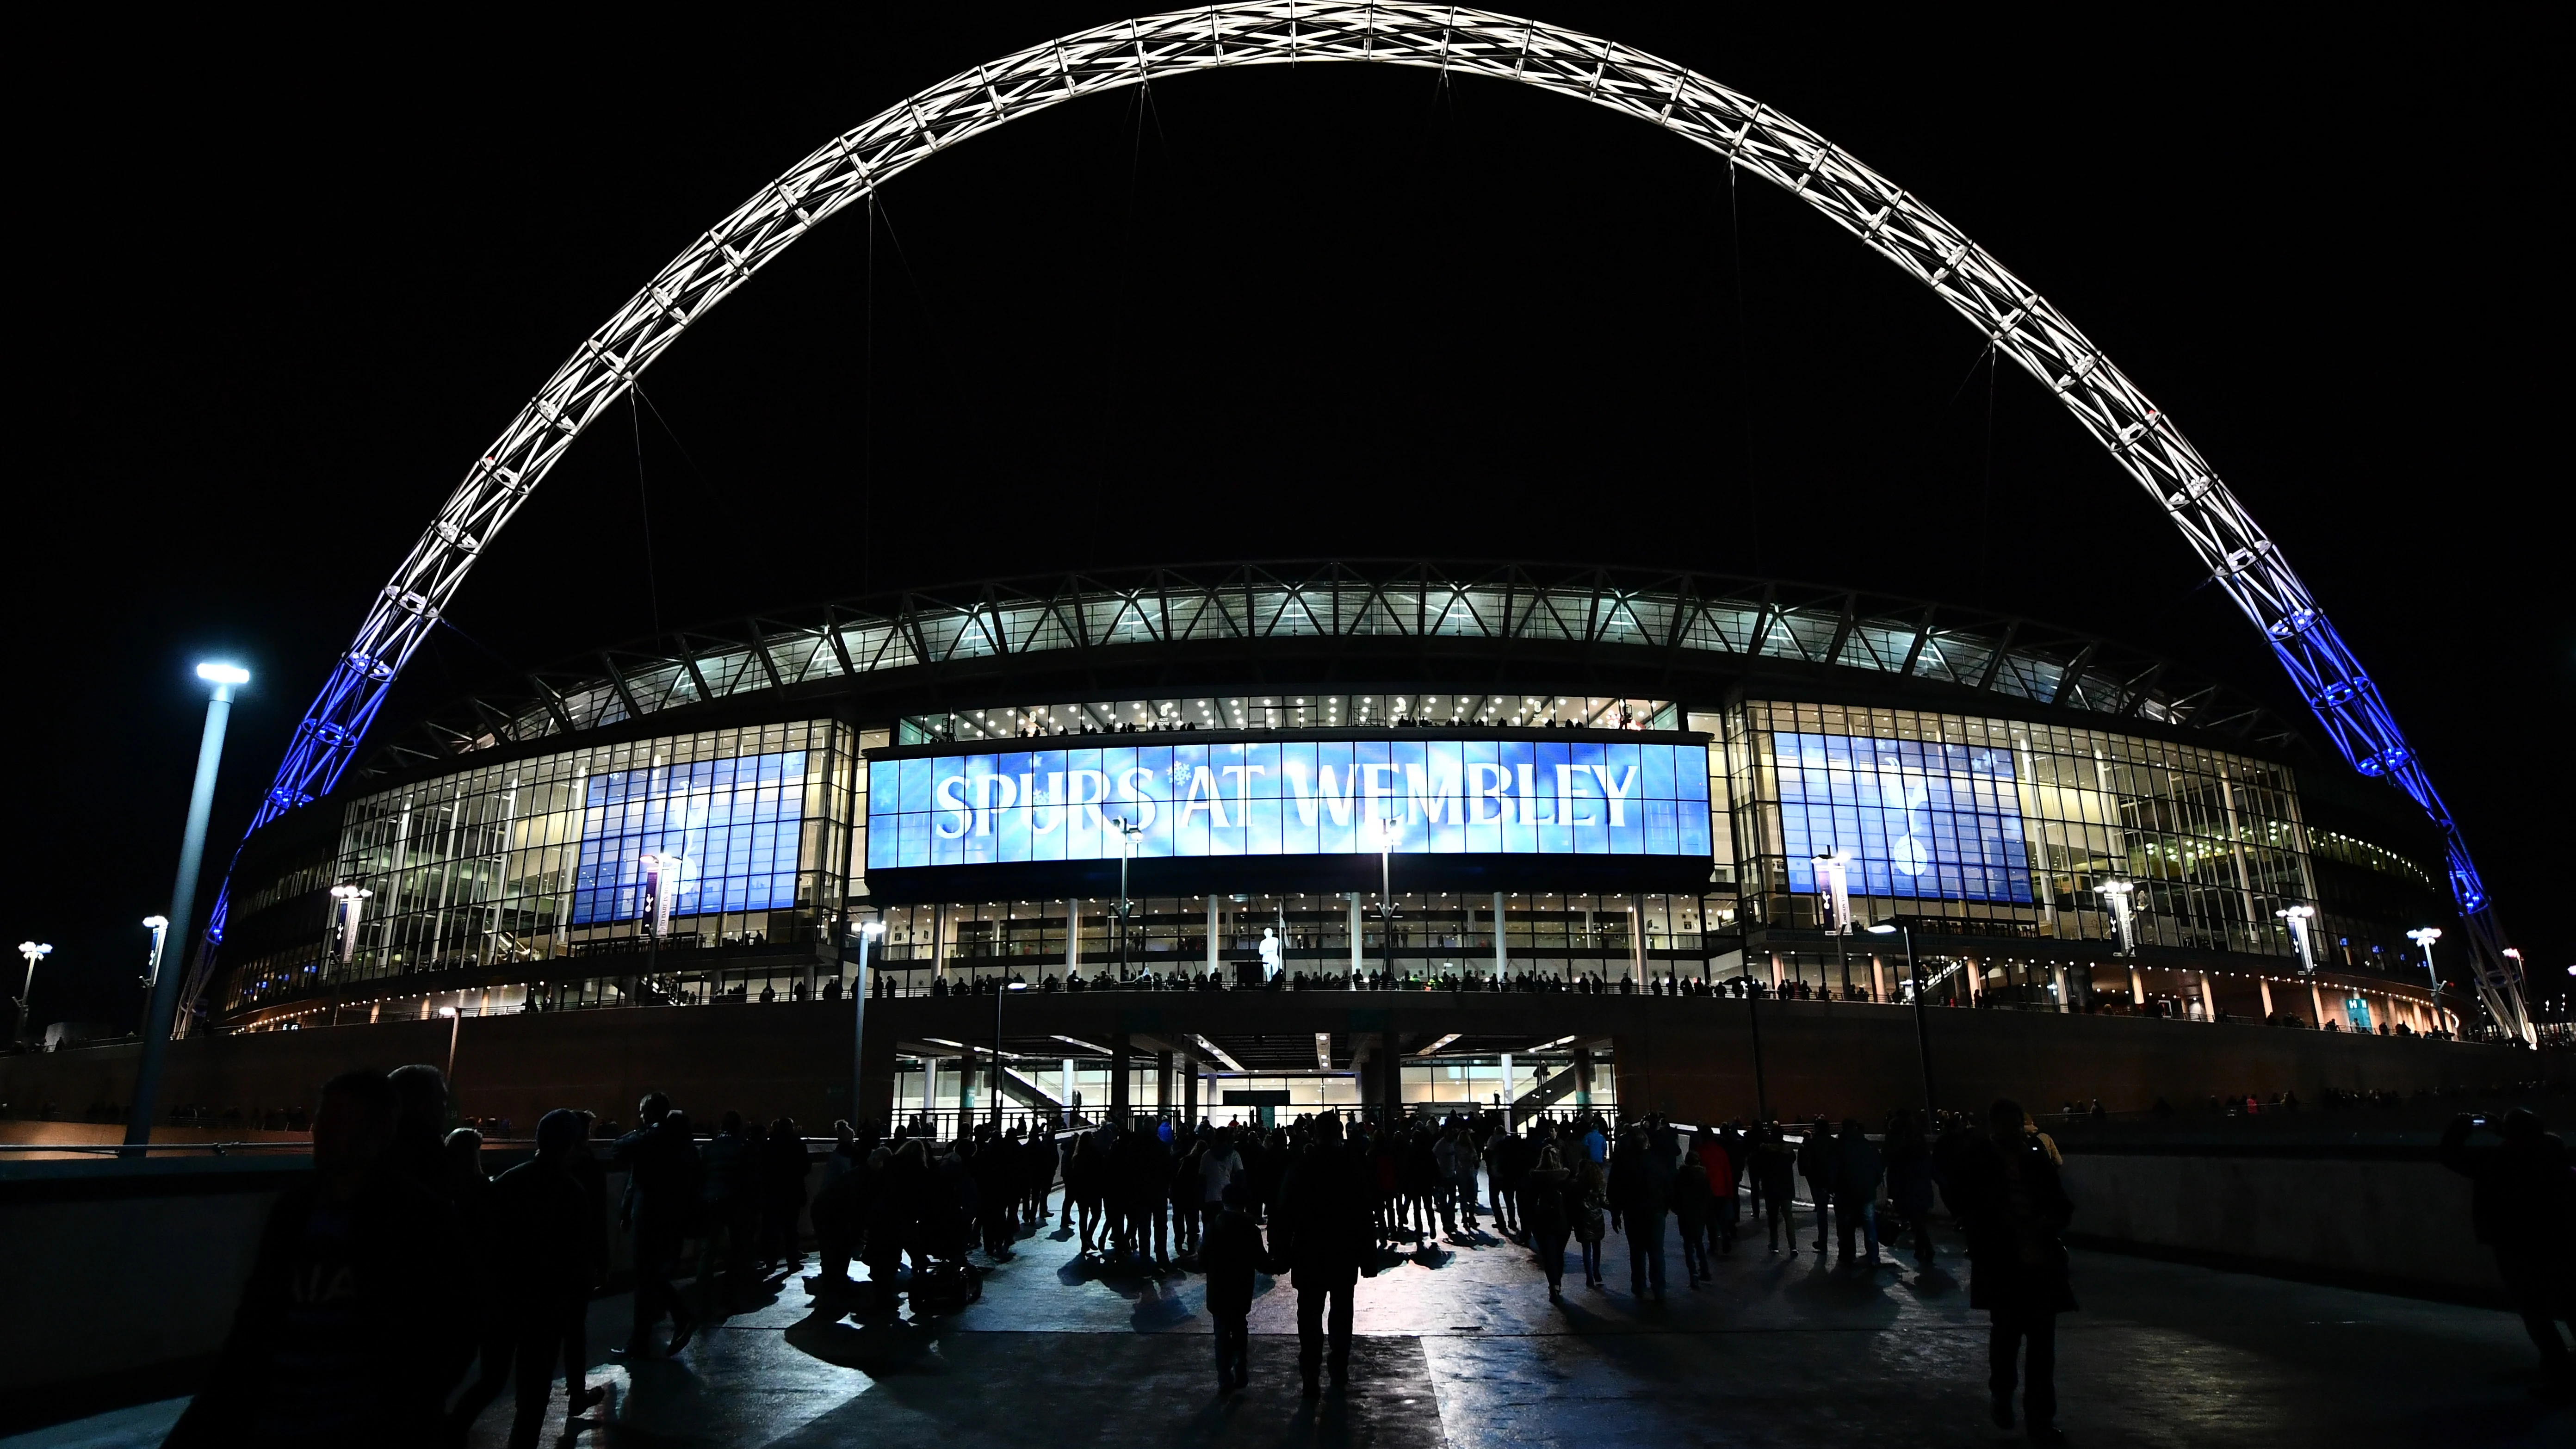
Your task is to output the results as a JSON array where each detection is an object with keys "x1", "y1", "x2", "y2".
[{"x1": 181, "y1": 1046, "x2": 2347, "y2": 1448}]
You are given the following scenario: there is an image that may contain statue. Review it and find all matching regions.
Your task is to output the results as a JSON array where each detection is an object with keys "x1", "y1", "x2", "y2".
[{"x1": 1259, "y1": 926, "x2": 1284, "y2": 980}]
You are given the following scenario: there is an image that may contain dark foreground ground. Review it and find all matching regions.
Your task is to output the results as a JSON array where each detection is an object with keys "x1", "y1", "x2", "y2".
[{"x1": 11, "y1": 1198, "x2": 2567, "y2": 1449}]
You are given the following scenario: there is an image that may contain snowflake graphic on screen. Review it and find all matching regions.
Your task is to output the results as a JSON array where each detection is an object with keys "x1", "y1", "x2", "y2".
[{"x1": 1167, "y1": 763, "x2": 1194, "y2": 786}]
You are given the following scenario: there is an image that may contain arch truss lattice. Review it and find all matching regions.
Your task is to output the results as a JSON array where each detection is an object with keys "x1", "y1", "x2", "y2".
[{"x1": 202, "y1": 3, "x2": 2527, "y2": 1039}]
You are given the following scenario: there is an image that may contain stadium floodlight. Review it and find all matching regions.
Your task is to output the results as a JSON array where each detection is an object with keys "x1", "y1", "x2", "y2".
[
  {"x1": 14, "y1": 942, "x2": 52, "y2": 1049},
  {"x1": 2275, "y1": 904, "x2": 2317, "y2": 973},
  {"x1": 128, "y1": 658, "x2": 249, "y2": 1150},
  {"x1": 140, "y1": 916, "x2": 170, "y2": 990},
  {"x1": 328, "y1": 885, "x2": 373, "y2": 964}
]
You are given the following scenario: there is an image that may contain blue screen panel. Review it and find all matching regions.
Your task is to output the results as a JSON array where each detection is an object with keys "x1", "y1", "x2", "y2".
[
  {"x1": 571, "y1": 749, "x2": 809, "y2": 925},
  {"x1": 1771, "y1": 731, "x2": 2031, "y2": 904},
  {"x1": 865, "y1": 738, "x2": 1712, "y2": 868}
]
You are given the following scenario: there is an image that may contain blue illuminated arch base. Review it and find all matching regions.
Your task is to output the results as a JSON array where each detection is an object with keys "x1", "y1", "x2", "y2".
[{"x1": 204, "y1": 2, "x2": 2528, "y2": 1039}]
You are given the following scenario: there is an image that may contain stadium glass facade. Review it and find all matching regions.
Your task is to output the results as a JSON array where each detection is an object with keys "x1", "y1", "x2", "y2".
[{"x1": 208, "y1": 567, "x2": 2458, "y2": 1035}]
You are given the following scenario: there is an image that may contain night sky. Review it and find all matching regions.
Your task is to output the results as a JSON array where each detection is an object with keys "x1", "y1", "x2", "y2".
[{"x1": 10, "y1": 6, "x2": 2568, "y2": 1034}]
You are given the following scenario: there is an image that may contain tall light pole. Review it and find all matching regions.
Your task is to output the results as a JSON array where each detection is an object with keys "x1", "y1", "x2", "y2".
[
  {"x1": 848, "y1": 917, "x2": 882, "y2": 1127},
  {"x1": 328, "y1": 886, "x2": 372, "y2": 964},
  {"x1": 1869, "y1": 923, "x2": 1936, "y2": 1119},
  {"x1": 139, "y1": 917, "x2": 169, "y2": 995},
  {"x1": 2276, "y1": 904, "x2": 2316, "y2": 973},
  {"x1": 126, "y1": 661, "x2": 248, "y2": 1150},
  {"x1": 1813, "y1": 849, "x2": 1852, "y2": 998},
  {"x1": 1114, "y1": 817, "x2": 1143, "y2": 981},
  {"x1": 2408, "y1": 927, "x2": 2445, "y2": 1031},
  {"x1": 15, "y1": 942, "x2": 52, "y2": 1049},
  {"x1": 992, "y1": 978, "x2": 1026, "y2": 1130},
  {"x1": 1378, "y1": 814, "x2": 1402, "y2": 976}
]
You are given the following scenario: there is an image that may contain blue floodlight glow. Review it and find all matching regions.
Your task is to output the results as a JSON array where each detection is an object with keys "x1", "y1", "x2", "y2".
[
  {"x1": 867, "y1": 737, "x2": 1709, "y2": 869},
  {"x1": 1772, "y1": 731, "x2": 2033, "y2": 904}
]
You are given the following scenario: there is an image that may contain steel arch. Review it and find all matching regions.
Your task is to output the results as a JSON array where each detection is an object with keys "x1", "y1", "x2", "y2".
[{"x1": 207, "y1": 2, "x2": 2527, "y2": 1038}]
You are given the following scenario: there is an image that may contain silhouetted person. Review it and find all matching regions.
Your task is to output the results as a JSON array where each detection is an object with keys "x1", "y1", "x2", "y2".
[
  {"x1": 698, "y1": 1111, "x2": 761, "y2": 1313},
  {"x1": 381, "y1": 1063, "x2": 451, "y2": 1203},
  {"x1": 1202, "y1": 1183, "x2": 1276, "y2": 1393},
  {"x1": 168, "y1": 1070, "x2": 473, "y2": 1448},
  {"x1": 1673, "y1": 1149, "x2": 1713, "y2": 1285},
  {"x1": 759, "y1": 1117, "x2": 810, "y2": 1270},
  {"x1": 1834, "y1": 1116, "x2": 1884, "y2": 1265},
  {"x1": 1953, "y1": 1097, "x2": 2076, "y2": 1445},
  {"x1": 2441, "y1": 1109, "x2": 2576, "y2": 1396},
  {"x1": 1524, "y1": 1135, "x2": 1574, "y2": 1299},
  {"x1": 1609, "y1": 1125, "x2": 1674, "y2": 1299},
  {"x1": 1273, "y1": 1115, "x2": 1378, "y2": 1394},
  {"x1": 443, "y1": 1127, "x2": 514, "y2": 1437},
  {"x1": 1796, "y1": 1116, "x2": 1838, "y2": 1255},
  {"x1": 1882, "y1": 1109, "x2": 1938, "y2": 1269},
  {"x1": 489, "y1": 1109, "x2": 607, "y2": 1447},
  {"x1": 610, "y1": 1093, "x2": 701, "y2": 1356}
]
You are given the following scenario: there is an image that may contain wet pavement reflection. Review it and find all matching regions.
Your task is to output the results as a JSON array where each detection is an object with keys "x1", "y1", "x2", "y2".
[{"x1": 10, "y1": 1195, "x2": 2568, "y2": 1448}]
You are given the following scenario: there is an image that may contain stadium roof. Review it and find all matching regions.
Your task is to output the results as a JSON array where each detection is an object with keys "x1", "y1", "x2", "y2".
[{"x1": 365, "y1": 561, "x2": 2294, "y2": 776}]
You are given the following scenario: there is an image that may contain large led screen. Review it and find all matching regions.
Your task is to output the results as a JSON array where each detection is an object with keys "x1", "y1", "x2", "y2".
[
  {"x1": 1774, "y1": 731, "x2": 2032, "y2": 903},
  {"x1": 570, "y1": 750, "x2": 809, "y2": 924},
  {"x1": 867, "y1": 738, "x2": 1709, "y2": 869}
]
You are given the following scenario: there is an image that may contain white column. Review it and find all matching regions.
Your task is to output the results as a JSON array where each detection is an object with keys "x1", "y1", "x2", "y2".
[
  {"x1": 2310, "y1": 981, "x2": 2328, "y2": 1027},
  {"x1": 1349, "y1": 892, "x2": 1363, "y2": 979},
  {"x1": 1062, "y1": 1057, "x2": 1075, "y2": 1116},
  {"x1": 2053, "y1": 963, "x2": 2070, "y2": 1014},
  {"x1": 2196, "y1": 973, "x2": 2217, "y2": 1021},
  {"x1": 1629, "y1": 902, "x2": 1646, "y2": 981},
  {"x1": 1066, "y1": 900, "x2": 1080, "y2": 974},
  {"x1": 1871, "y1": 955, "x2": 1887, "y2": 1003},
  {"x1": 1206, "y1": 896, "x2": 1220, "y2": 976},
  {"x1": 1493, "y1": 891, "x2": 1508, "y2": 979},
  {"x1": 2258, "y1": 976, "x2": 2275, "y2": 1018},
  {"x1": 2128, "y1": 965, "x2": 2145, "y2": 1005},
  {"x1": 1501, "y1": 1050, "x2": 1515, "y2": 1131}
]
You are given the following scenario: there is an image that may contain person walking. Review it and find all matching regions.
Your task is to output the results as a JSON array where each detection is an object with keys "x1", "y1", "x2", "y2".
[
  {"x1": 1796, "y1": 1116, "x2": 1838, "y2": 1256},
  {"x1": 1524, "y1": 1133, "x2": 1574, "y2": 1299},
  {"x1": 1754, "y1": 1124, "x2": 1799, "y2": 1255},
  {"x1": 487, "y1": 1110, "x2": 607, "y2": 1448},
  {"x1": 1486, "y1": 1122, "x2": 1525, "y2": 1238},
  {"x1": 610, "y1": 1094, "x2": 700, "y2": 1357},
  {"x1": 1672, "y1": 1148, "x2": 1714, "y2": 1286},
  {"x1": 166, "y1": 1070, "x2": 474, "y2": 1449},
  {"x1": 1834, "y1": 1117, "x2": 1885, "y2": 1266},
  {"x1": 1882, "y1": 1109, "x2": 1938, "y2": 1269},
  {"x1": 1273, "y1": 1115, "x2": 1378, "y2": 1394},
  {"x1": 759, "y1": 1117, "x2": 810, "y2": 1271},
  {"x1": 1953, "y1": 1099, "x2": 2077, "y2": 1445},
  {"x1": 1609, "y1": 1126, "x2": 1674, "y2": 1300},
  {"x1": 2440, "y1": 1108, "x2": 2576, "y2": 1397},
  {"x1": 1697, "y1": 1129, "x2": 1738, "y2": 1255},
  {"x1": 1573, "y1": 1154, "x2": 1610, "y2": 1289},
  {"x1": 697, "y1": 1112, "x2": 761, "y2": 1315},
  {"x1": 1201, "y1": 1183, "x2": 1276, "y2": 1393},
  {"x1": 1200, "y1": 1125, "x2": 1245, "y2": 1250}
]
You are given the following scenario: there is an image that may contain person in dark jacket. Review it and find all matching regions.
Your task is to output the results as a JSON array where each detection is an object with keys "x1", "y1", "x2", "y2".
[
  {"x1": 1672, "y1": 1149, "x2": 1714, "y2": 1285},
  {"x1": 442, "y1": 1127, "x2": 516, "y2": 1438},
  {"x1": 1608, "y1": 1126, "x2": 1674, "y2": 1300},
  {"x1": 1753, "y1": 1123, "x2": 1799, "y2": 1254},
  {"x1": 1951, "y1": 1099, "x2": 2077, "y2": 1445},
  {"x1": 2440, "y1": 1109, "x2": 2576, "y2": 1394},
  {"x1": 1272, "y1": 1115, "x2": 1379, "y2": 1393},
  {"x1": 1796, "y1": 1116, "x2": 1838, "y2": 1255},
  {"x1": 696, "y1": 1111, "x2": 761, "y2": 1314},
  {"x1": 167, "y1": 1070, "x2": 474, "y2": 1449},
  {"x1": 1201, "y1": 1183, "x2": 1278, "y2": 1393},
  {"x1": 758, "y1": 1117, "x2": 810, "y2": 1271},
  {"x1": 610, "y1": 1093, "x2": 700, "y2": 1356},
  {"x1": 1524, "y1": 1133, "x2": 1575, "y2": 1299},
  {"x1": 1833, "y1": 1117, "x2": 1884, "y2": 1266},
  {"x1": 488, "y1": 1109, "x2": 608, "y2": 1448},
  {"x1": 1882, "y1": 1109, "x2": 1938, "y2": 1269}
]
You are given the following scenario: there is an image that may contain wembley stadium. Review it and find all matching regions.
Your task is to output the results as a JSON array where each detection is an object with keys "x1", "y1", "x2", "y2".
[{"x1": 173, "y1": 561, "x2": 2477, "y2": 1127}]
